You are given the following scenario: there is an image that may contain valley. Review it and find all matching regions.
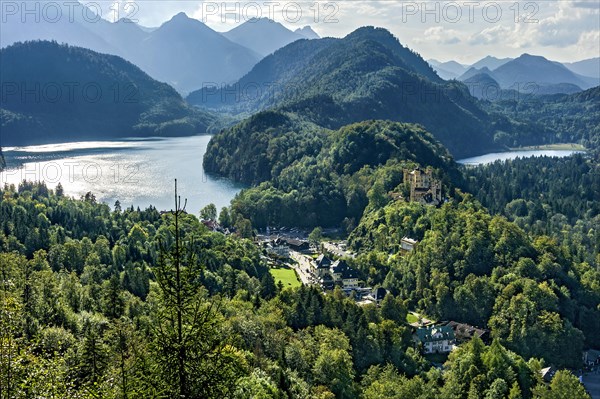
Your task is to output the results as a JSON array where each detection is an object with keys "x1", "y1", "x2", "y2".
[{"x1": 0, "y1": 4, "x2": 598, "y2": 399}]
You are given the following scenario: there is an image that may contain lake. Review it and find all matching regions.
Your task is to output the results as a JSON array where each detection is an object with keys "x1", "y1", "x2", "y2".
[
  {"x1": 1, "y1": 142, "x2": 585, "y2": 211},
  {"x1": 457, "y1": 149, "x2": 585, "y2": 165},
  {"x1": 0, "y1": 135, "x2": 245, "y2": 213}
]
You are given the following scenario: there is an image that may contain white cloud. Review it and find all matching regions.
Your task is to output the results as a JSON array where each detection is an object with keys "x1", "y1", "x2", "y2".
[
  {"x1": 416, "y1": 26, "x2": 461, "y2": 45},
  {"x1": 575, "y1": 30, "x2": 600, "y2": 54},
  {"x1": 531, "y1": 0, "x2": 599, "y2": 47},
  {"x1": 96, "y1": 0, "x2": 600, "y2": 62}
]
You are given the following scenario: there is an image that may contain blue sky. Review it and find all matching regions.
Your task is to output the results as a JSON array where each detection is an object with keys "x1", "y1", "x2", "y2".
[{"x1": 102, "y1": 1, "x2": 599, "y2": 63}]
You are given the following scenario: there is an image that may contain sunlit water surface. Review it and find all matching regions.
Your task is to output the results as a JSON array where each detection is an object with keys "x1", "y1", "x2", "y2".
[
  {"x1": 1, "y1": 136, "x2": 245, "y2": 213},
  {"x1": 457, "y1": 149, "x2": 584, "y2": 165}
]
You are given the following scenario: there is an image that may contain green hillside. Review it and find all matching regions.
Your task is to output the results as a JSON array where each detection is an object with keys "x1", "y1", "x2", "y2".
[
  {"x1": 0, "y1": 41, "x2": 216, "y2": 146},
  {"x1": 192, "y1": 27, "x2": 510, "y2": 159},
  {"x1": 214, "y1": 119, "x2": 460, "y2": 228}
]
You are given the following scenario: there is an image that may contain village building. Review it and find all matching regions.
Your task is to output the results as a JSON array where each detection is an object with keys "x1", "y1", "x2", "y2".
[
  {"x1": 265, "y1": 237, "x2": 290, "y2": 258},
  {"x1": 540, "y1": 366, "x2": 557, "y2": 383},
  {"x1": 415, "y1": 325, "x2": 456, "y2": 354},
  {"x1": 400, "y1": 237, "x2": 418, "y2": 253},
  {"x1": 373, "y1": 287, "x2": 387, "y2": 302},
  {"x1": 404, "y1": 167, "x2": 442, "y2": 205},
  {"x1": 340, "y1": 268, "x2": 360, "y2": 288},
  {"x1": 330, "y1": 259, "x2": 350, "y2": 282},
  {"x1": 315, "y1": 257, "x2": 362, "y2": 290},
  {"x1": 319, "y1": 273, "x2": 334, "y2": 290},
  {"x1": 330, "y1": 260, "x2": 360, "y2": 288},
  {"x1": 315, "y1": 254, "x2": 333, "y2": 277},
  {"x1": 444, "y1": 321, "x2": 490, "y2": 344},
  {"x1": 286, "y1": 238, "x2": 310, "y2": 252},
  {"x1": 360, "y1": 287, "x2": 387, "y2": 306}
]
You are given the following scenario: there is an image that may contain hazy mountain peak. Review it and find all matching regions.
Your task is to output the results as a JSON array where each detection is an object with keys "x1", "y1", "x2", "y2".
[
  {"x1": 492, "y1": 53, "x2": 597, "y2": 90},
  {"x1": 346, "y1": 26, "x2": 395, "y2": 41},
  {"x1": 157, "y1": 12, "x2": 214, "y2": 36},
  {"x1": 159, "y1": 12, "x2": 207, "y2": 30},
  {"x1": 470, "y1": 55, "x2": 512, "y2": 71},
  {"x1": 460, "y1": 54, "x2": 597, "y2": 94},
  {"x1": 223, "y1": 17, "x2": 308, "y2": 56},
  {"x1": 428, "y1": 59, "x2": 468, "y2": 80},
  {"x1": 563, "y1": 57, "x2": 600, "y2": 79},
  {"x1": 511, "y1": 53, "x2": 572, "y2": 72},
  {"x1": 247, "y1": 17, "x2": 275, "y2": 23},
  {"x1": 295, "y1": 26, "x2": 320, "y2": 39},
  {"x1": 458, "y1": 66, "x2": 492, "y2": 81},
  {"x1": 515, "y1": 53, "x2": 547, "y2": 62},
  {"x1": 462, "y1": 71, "x2": 501, "y2": 99},
  {"x1": 172, "y1": 11, "x2": 191, "y2": 21}
]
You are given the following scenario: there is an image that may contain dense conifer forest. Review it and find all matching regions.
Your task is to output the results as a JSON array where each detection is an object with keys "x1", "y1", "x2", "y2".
[{"x1": 1, "y1": 156, "x2": 597, "y2": 397}]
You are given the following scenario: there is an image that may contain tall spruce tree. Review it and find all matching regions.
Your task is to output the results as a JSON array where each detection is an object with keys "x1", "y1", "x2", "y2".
[{"x1": 151, "y1": 180, "x2": 245, "y2": 398}]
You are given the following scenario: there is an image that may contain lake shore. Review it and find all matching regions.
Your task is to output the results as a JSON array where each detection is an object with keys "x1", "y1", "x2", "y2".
[
  {"x1": 509, "y1": 143, "x2": 586, "y2": 151},
  {"x1": 457, "y1": 148, "x2": 585, "y2": 166}
]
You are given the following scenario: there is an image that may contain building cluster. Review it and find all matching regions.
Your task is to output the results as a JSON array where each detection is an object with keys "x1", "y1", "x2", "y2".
[
  {"x1": 414, "y1": 321, "x2": 490, "y2": 355},
  {"x1": 404, "y1": 167, "x2": 442, "y2": 205},
  {"x1": 314, "y1": 255, "x2": 360, "y2": 290},
  {"x1": 262, "y1": 236, "x2": 309, "y2": 258}
]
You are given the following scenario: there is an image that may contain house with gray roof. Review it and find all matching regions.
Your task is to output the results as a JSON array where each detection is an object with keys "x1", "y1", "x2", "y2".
[{"x1": 415, "y1": 325, "x2": 456, "y2": 354}]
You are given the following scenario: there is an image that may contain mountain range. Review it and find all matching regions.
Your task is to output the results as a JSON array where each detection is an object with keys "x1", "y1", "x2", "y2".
[
  {"x1": 427, "y1": 59, "x2": 468, "y2": 80},
  {"x1": 3, "y1": 2, "x2": 594, "y2": 96},
  {"x1": 429, "y1": 55, "x2": 599, "y2": 95},
  {"x1": 0, "y1": 4, "x2": 319, "y2": 93},
  {"x1": 429, "y1": 56, "x2": 513, "y2": 78},
  {"x1": 222, "y1": 17, "x2": 319, "y2": 56},
  {"x1": 470, "y1": 56, "x2": 513, "y2": 71},
  {"x1": 127, "y1": 13, "x2": 260, "y2": 93},
  {"x1": 2, "y1": 9, "x2": 596, "y2": 156},
  {"x1": 196, "y1": 27, "x2": 519, "y2": 163},
  {"x1": 457, "y1": 54, "x2": 598, "y2": 97},
  {"x1": 562, "y1": 58, "x2": 600, "y2": 79},
  {"x1": 0, "y1": 41, "x2": 215, "y2": 146}
]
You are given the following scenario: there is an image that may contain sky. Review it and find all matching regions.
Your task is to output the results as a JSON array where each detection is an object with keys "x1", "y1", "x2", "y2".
[{"x1": 97, "y1": 1, "x2": 598, "y2": 63}]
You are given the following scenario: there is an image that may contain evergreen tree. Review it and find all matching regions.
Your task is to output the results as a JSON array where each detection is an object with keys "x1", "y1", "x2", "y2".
[
  {"x1": 151, "y1": 180, "x2": 246, "y2": 398},
  {"x1": 260, "y1": 271, "x2": 277, "y2": 299},
  {"x1": 219, "y1": 207, "x2": 232, "y2": 228}
]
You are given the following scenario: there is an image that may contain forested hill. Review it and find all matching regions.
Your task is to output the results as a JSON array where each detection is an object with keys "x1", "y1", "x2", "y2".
[
  {"x1": 348, "y1": 193, "x2": 600, "y2": 369},
  {"x1": 210, "y1": 119, "x2": 461, "y2": 228},
  {"x1": 192, "y1": 27, "x2": 513, "y2": 158},
  {"x1": 463, "y1": 154, "x2": 599, "y2": 262},
  {"x1": 188, "y1": 27, "x2": 441, "y2": 111},
  {"x1": 485, "y1": 85, "x2": 600, "y2": 149},
  {"x1": 0, "y1": 41, "x2": 216, "y2": 146}
]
